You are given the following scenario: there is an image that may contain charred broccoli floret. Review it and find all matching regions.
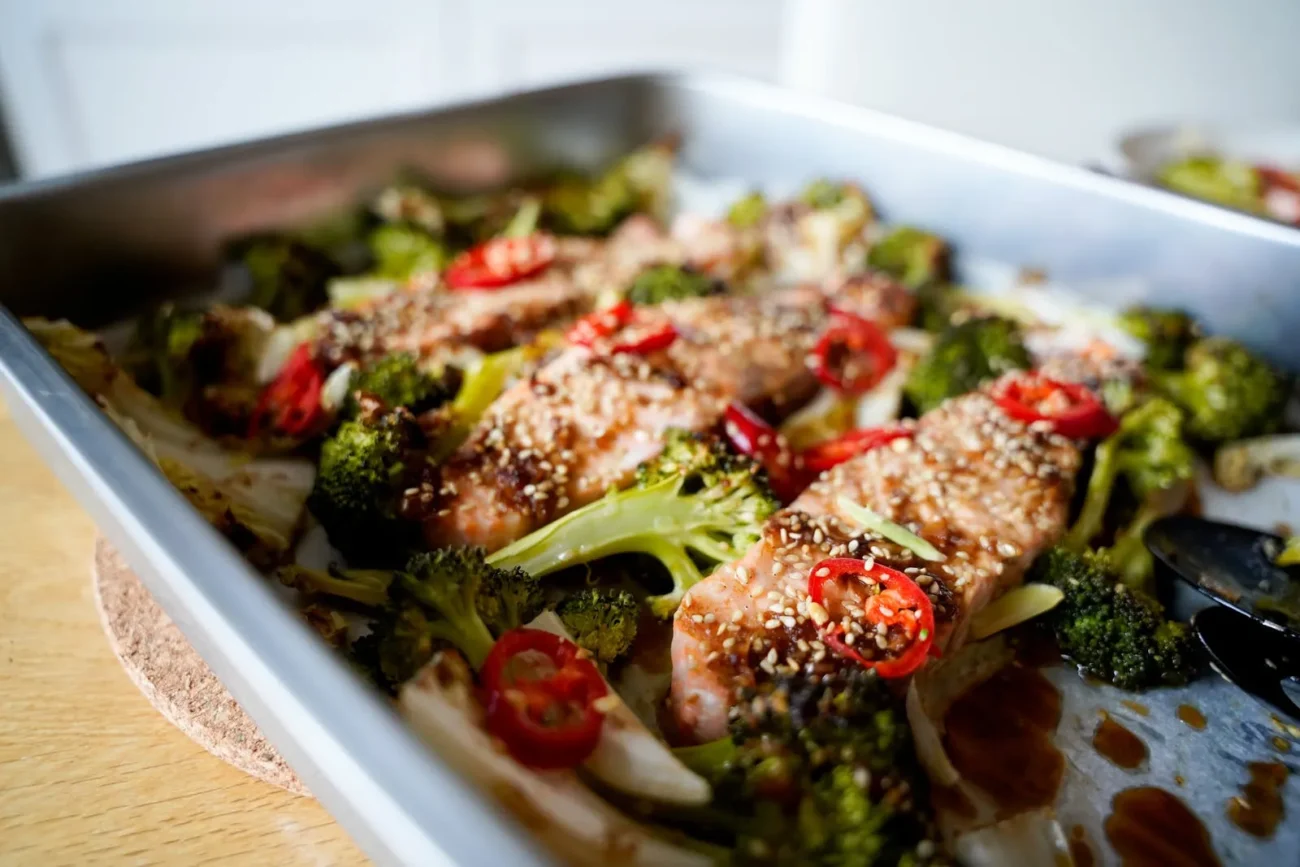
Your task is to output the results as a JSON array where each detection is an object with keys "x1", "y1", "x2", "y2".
[
  {"x1": 1150, "y1": 336, "x2": 1288, "y2": 444},
  {"x1": 1117, "y1": 306, "x2": 1199, "y2": 370},
  {"x1": 867, "y1": 226, "x2": 950, "y2": 291},
  {"x1": 682, "y1": 668, "x2": 938, "y2": 866},
  {"x1": 903, "y1": 316, "x2": 1030, "y2": 413},
  {"x1": 488, "y1": 430, "x2": 779, "y2": 617},
  {"x1": 308, "y1": 408, "x2": 424, "y2": 564},
  {"x1": 556, "y1": 588, "x2": 640, "y2": 665},
  {"x1": 239, "y1": 237, "x2": 340, "y2": 322},
  {"x1": 367, "y1": 223, "x2": 447, "y2": 280},
  {"x1": 1064, "y1": 397, "x2": 1194, "y2": 592},
  {"x1": 1032, "y1": 547, "x2": 1199, "y2": 690},
  {"x1": 124, "y1": 303, "x2": 208, "y2": 404},
  {"x1": 727, "y1": 191, "x2": 767, "y2": 229},
  {"x1": 625, "y1": 265, "x2": 724, "y2": 306},
  {"x1": 346, "y1": 352, "x2": 458, "y2": 417},
  {"x1": 362, "y1": 548, "x2": 542, "y2": 685}
]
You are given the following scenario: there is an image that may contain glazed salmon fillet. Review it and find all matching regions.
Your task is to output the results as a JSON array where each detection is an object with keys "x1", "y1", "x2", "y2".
[
  {"x1": 318, "y1": 219, "x2": 679, "y2": 368},
  {"x1": 669, "y1": 383, "x2": 1081, "y2": 742},
  {"x1": 421, "y1": 291, "x2": 827, "y2": 551}
]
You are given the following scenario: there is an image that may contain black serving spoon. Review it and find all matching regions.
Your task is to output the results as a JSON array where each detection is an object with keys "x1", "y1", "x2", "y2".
[{"x1": 1146, "y1": 515, "x2": 1300, "y2": 721}]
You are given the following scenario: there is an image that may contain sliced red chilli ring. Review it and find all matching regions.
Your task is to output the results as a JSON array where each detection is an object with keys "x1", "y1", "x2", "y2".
[{"x1": 807, "y1": 557, "x2": 935, "y2": 678}]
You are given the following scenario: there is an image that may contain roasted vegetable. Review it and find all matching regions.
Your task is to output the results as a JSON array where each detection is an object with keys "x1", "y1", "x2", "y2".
[
  {"x1": 1151, "y1": 336, "x2": 1288, "y2": 444},
  {"x1": 625, "y1": 265, "x2": 724, "y2": 306},
  {"x1": 1033, "y1": 547, "x2": 1199, "y2": 690},
  {"x1": 345, "y1": 352, "x2": 459, "y2": 417},
  {"x1": 726, "y1": 191, "x2": 767, "y2": 229},
  {"x1": 239, "y1": 237, "x2": 340, "y2": 322},
  {"x1": 681, "y1": 668, "x2": 939, "y2": 865},
  {"x1": 867, "y1": 226, "x2": 949, "y2": 290},
  {"x1": 556, "y1": 588, "x2": 640, "y2": 665},
  {"x1": 361, "y1": 548, "x2": 542, "y2": 686},
  {"x1": 489, "y1": 430, "x2": 779, "y2": 616},
  {"x1": 903, "y1": 316, "x2": 1030, "y2": 413},
  {"x1": 1117, "y1": 306, "x2": 1198, "y2": 371},
  {"x1": 1064, "y1": 397, "x2": 1194, "y2": 592},
  {"x1": 1214, "y1": 434, "x2": 1300, "y2": 492},
  {"x1": 308, "y1": 407, "x2": 424, "y2": 564},
  {"x1": 1157, "y1": 155, "x2": 1263, "y2": 214},
  {"x1": 367, "y1": 223, "x2": 448, "y2": 281}
]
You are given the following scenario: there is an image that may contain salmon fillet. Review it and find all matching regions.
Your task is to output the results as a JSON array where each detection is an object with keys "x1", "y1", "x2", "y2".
[
  {"x1": 669, "y1": 383, "x2": 1081, "y2": 742},
  {"x1": 318, "y1": 219, "x2": 677, "y2": 368},
  {"x1": 422, "y1": 291, "x2": 827, "y2": 551}
]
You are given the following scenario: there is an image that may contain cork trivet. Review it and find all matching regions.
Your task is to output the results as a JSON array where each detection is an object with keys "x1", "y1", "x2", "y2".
[{"x1": 92, "y1": 537, "x2": 307, "y2": 795}]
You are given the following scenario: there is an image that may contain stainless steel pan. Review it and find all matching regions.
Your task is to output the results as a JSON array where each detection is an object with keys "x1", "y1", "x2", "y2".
[{"x1": 3, "y1": 72, "x2": 1299, "y2": 866}]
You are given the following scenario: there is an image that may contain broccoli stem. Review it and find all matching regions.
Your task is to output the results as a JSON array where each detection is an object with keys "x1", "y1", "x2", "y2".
[
  {"x1": 398, "y1": 571, "x2": 496, "y2": 668},
  {"x1": 1104, "y1": 502, "x2": 1161, "y2": 594},
  {"x1": 276, "y1": 565, "x2": 393, "y2": 607},
  {"x1": 487, "y1": 477, "x2": 711, "y2": 618},
  {"x1": 671, "y1": 737, "x2": 738, "y2": 783},
  {"x1": 1063, "y1": 435, "x2": 1121, "y2": 551}
]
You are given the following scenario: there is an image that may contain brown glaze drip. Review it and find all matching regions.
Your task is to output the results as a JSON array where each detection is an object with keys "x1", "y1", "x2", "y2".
[
  {"x1": 1271, "y1": 736, "x2": 1291, "y2": 753},
  {"x1": 1177, "y1": 704, "x2": 1207, "y2": 731},
  {"x1": 1226, "y1": 761, "x2": 1289, "y2": 839},
  {"x1": 1174, "y1": 773, "x2": 1186, "y2": 787},
  {"x1": 943, "y1": 665, "x2": 1063, "y2": 813},
  {"x1": 1093, "y1": 712, "x2": 1148, "y2": 770},
  {"x1": 1104, "y1": 787, "x2": 1221, "y2": 866},
  {"x1": 931, "y1": 784, "x2": 977, "y2": 819},
  {"x1": 1121, "y1": 700, "x2": 1150, "y2": 717},
  {"x1": 1069, "y1": 825, "x2": 1095, "y2": 867},
  {"x1": 1012, "y1": 628, "x2": 1063, "y2": 668}
]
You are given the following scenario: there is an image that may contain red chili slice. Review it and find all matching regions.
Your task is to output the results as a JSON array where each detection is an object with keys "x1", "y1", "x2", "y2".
[
  {"x1": 479, "y1": 628, "x2": 609, "y2": 770},
  {"x1": 811, "y1": 309, "x2": 898, "y2": 395},
  {"x1": 445, "y1": 234, "x2": 557, "y2": 290},
  {"x1": 248, "y1": 342, "x2": 326, "y2": 438},
  {"x1": 807, "y1": 557, "x2": 935, "y2": 678},
  {"x1": 567, "y1": 300, "x2": 678, "y2": 355},
  {"x1": 1258, "y1": 166, "x2": 1300, "y2": 225},
  {"x1": 801, "y1": 426, "x2": 913, "y2": 474},
  {"x1": 723, "y1": 402, "x2": 809, "y2": 502},
  {"x1": 992, "y1": 373, "x2": 1117, "y2": 439}
]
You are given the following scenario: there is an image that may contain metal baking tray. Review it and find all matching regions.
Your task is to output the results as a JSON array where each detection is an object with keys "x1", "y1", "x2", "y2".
[{"x1": 3, "y1": 72, "x2": 1300, "y2": 866}]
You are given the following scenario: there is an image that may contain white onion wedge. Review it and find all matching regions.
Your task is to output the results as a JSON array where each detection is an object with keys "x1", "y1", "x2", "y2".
[
  {"x1": 398, "y1": 653, "x2": 713, "y2": 867},
  {"x1": 526, "y1": 612, "x2": 712, "y2": 807}
]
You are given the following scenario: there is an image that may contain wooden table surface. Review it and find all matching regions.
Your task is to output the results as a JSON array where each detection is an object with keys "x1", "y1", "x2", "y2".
[{"x1": 0, "y1": 398, "x2": 368, "y2": 866}]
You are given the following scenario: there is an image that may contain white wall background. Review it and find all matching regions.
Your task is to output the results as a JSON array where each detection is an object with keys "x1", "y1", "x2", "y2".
[{"x1": 0, "y1": 0, "x2": 1297, "y2": 178}]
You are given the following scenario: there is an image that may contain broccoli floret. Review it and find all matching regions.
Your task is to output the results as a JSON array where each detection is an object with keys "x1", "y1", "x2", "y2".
[
  {"x1": 367, "y1": 223, "x2": 447, "y2": 280},
  {"x1": 363, "y1": 548, "x2": 537, "y2": 685},
  {"x1": 556, "y1": 588, "x2": 640, "y2": 664},
  {"x1": 683, "y1": 668, "x2": 938, "y2": 865},
  {"x1": 727, "y1": 191, "x2": 767, "y2": 229},
  {"x1": 541, "y1": 141, "x2": 674, "y2": 236},
  {"x1": 1157, "y1": 155, "x2": 1263, "y2": 215},
  {"x1": 489, "y1": 430, "x2": 778, "y2": 617},
  {"x1": 625, "y1": 265, "x2": 724, "y2": 306},
  {"x1": 124, "y1": 303, "x2": 207, "y2": 404},
  {"x1": 903, "y1": 316, "x2": 1030, "y2": 413},
  {"x1": 346, "y1": 352, "x2": 458, "y2": 417},
  {"x1": 1118, "y1": 306, "x2": 1199, "y2": 371},
  {"x1": 1032, "y1": 547, "x2": 1199, "y2": 690},
  {"x1": 239, "y1": 237, "x2": 339, "y2": 322},
  {"x1": 308, "y1": 408, "x2": 424, "y2": 565},
  {"x1": 867, "y1": 227, "x2": 950, "y2": 291},
  {"x1": 1151, "y1": 336, "x2": 1288, "y2": 444},
  {"x1": 1064, "y1": 398, "x2": 1194, "y2": 591},
  {"x1": 800, "y1": 179, "x2": 850, "y2": 210}
]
